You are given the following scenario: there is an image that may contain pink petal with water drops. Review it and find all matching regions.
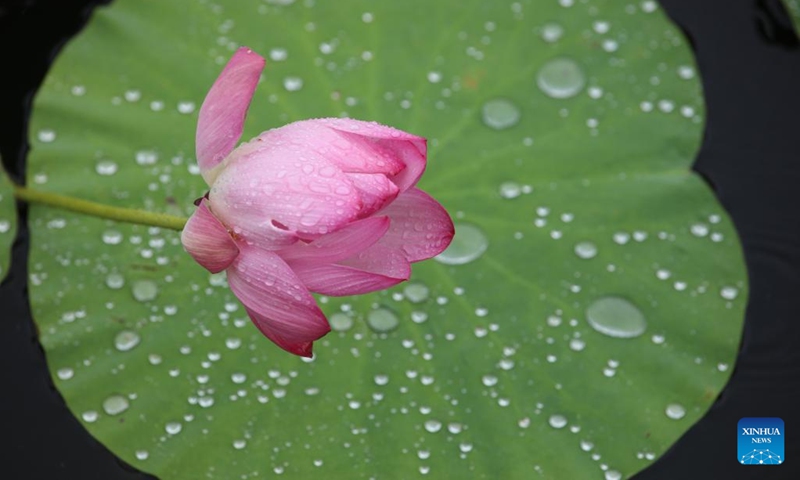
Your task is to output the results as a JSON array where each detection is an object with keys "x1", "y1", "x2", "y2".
[
  {"x1": 346, "y1": 173, "x2": 400, "y2": 218},
  {"x1": 196, "y1": 47, "x2": 265, "y2": 184},
  {"x1": 226, "y1": 246, "x2": 330, "y2": 357},
  {"x1": 180, "y1": 199, "x2": 239, "y2": 273},
  {"x1": 323, "y1": 118, "x2": 427, "y2": 192},
  {"x1": 278, "y1": 216, "x2": 389, "y2": 265},
  {"x1": 209, "y1": 139, "x2": 362, "y2": 247},
  {"x1": 376, "y1": 187, "x2": 455, "y2": 262},
  {"x1": 291, "y1": 244, "x2": 410, "y2": 296}
]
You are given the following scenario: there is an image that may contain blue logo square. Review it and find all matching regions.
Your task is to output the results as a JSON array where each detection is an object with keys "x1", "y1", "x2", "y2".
[{"x1": 738, "y1": 417, "x2": 784, "y2": 465}]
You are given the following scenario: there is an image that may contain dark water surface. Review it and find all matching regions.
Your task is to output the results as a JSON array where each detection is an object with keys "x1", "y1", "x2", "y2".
[{"x1": 1, "y1": 0, "x2": 798, "y2": 478}]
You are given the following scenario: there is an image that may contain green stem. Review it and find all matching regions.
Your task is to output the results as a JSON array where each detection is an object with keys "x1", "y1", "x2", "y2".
[{"x1": 13, "y1": 184, "x2": 188, "y2": 231}]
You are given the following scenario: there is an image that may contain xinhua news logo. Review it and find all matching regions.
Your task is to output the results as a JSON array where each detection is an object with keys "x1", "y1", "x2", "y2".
[{"x1": 738, "y1": 417, "x2": 784, "y2": 465}]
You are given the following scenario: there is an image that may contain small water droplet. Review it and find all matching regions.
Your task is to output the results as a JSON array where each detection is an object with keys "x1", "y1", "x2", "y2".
[
  {"x1": 132, "y1": 280, "x2": 158, "y2": 302},
  {"x1": 481, "y1": 98, "x2": 520, "y2": 130},
  {"x1": 605, "y1": 470, "x2": 622, "y2": 480},
  {"x1": 37, "y1": 129, "x2": 56, "y2": 143},
  {"x1": 233, "y1": 439, "x2": 247, "y2": 450},
  {"x1": 498, "y1": 181, "x2": 522, "y2": 199},
  {"x1": 102, "y1": 394, "x2": 130, "y2": 415},
  {"x1": 574, "y1": 241, "x2": 598, "y2": 259},
  {"x1": 367, "y1": 308, "x2": 399, "y2": 333},
  {"x1": 114, "y1": 330, "x2": 141, "y2": 352},
  {"x1": 82, "y1": 410, "x2": 98, "y2": 423},
  {"x1": 95, "y1": 160, "x2": 118, "y2": 176},
  {"x1": 435, "y1": 223, "x2": 488, "y2": 265},
  {"x1": 283, "y1": 76, "x2": 304, "y2": 92},
  {"x1": 329, "y1": 312, "x2": 354, "y2": 332},
  {"x1": 720, "y1": 286, "x2": 738, "y2": 300},
  {"x1": 57, "y1": 367, "x2": 74, "y2": 380},
  {"x1": 135, "y1": 450, "x2": 149, "y2": 461},
  {"x1": 165, "y1": 421, "x2": 183, "y2": 434},
  {"x1": 548, "y1": 414, "x2": 567, "y2": 429},
  {"x1": 482, "y1": 375, "x2": 498, "y2": 387},
  {"x1": 537, "y1": 58, "x2": 586, "y2": 99},
  {"x1": 270, "y1": 48, "x2": 288, "y2": 61},
  {"x1": 102, "y1": 229, "x2": 123, "y2": 245},
  {"x1": 424, "y1": 420, "x2": 442, "y2": 433},
  {"x1": 541, "y1": 22, "x2": 564, "y2": 43},
  {"x1": 586, "y1": 297, "x2": 646, "y2": 338},
  {"x1": 403, "y1": 283, "x2": 429, "y2": 303},
  {"x1": 105, "y1": 273, "x2": 125, "y2": 290},
  {"x1": 665, "y1": 403, "x2": 686, "y2": 420}
]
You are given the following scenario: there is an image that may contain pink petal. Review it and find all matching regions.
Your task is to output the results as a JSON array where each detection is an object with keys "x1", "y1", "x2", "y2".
[
  {"x1": 278, "y1": 216, "x2": 389, "y2": 265},
  {"x1": 196, "y1": 47, "x2": 265, "y2": 184},
  {"x1": 181, "y1": 199, "x2": 239, "y2": 273},
  {"x1": 346, "y1": 173, "x2": 399, "y2": 218},
  {"x1": 376, "y1": 188, "x2": 455, "y2": 262},
  {"x1": 322, "y1": 118, "x2": 427, "y2": 192},
  {"x1": 209, "y1": 139, "x2": 362, "y2": 247},
  {"x1": 226, "y1": 246, "x2": 330, "y2": 357},
  {"x1": 291, "y1": 244, "x2": 410, "y2": 296}
]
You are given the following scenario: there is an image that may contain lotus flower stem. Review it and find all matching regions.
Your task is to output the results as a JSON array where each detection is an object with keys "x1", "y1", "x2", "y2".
[{"x1": 13, "y1": 183, "x2": 188, "y2": 231}]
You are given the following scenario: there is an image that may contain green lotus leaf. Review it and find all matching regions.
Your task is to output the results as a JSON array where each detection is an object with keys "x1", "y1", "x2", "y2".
[{"x1": 28, "y1": 0, "x2": 746, "y2": 478}]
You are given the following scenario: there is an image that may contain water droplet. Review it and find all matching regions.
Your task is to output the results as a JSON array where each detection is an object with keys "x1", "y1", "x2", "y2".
[
  {"x1": 329, "y1": 312, "x2": 354, "y2": 332},
  {"x1": 135, "y1": 450, "x2": 149, "y2": 460},
  {"x1": 541, "y1": 22, "x2": 564, "y2": 43},
  {"x1": 586, "y1": 297, "x2": 646, "y2": 338},
  {"x1": 424, "y1": 420, "x2": 442, "y2": 433},
  {"x1": 102, "y1": 229, "x2": 123, "y2": 245},
  {"x1": 537, "y1": 58, "x2": 586, "y2": 99},
  {"x1": 574, "y1": 241, "x2": 598, "y2": 259},
  {"x1": 690, "y1": 223, "x2": 709, "y2": 237},
  {"x1": 367, "y1": 308, "x2": 399, "y2": 333},
  {"x1": 177, "y1": 101, "x2": 195, "y2": 114},
  {"x1": 105, "y1": 273, "x2": 125, "y2": 290},
  {"x1": 102, "y1": 394, "x2": 130, "y2": 415},
  {"x1": 403, "y1": 283, "x2": 429, "y2": 303},
  {"x1": 57, "y1": 367, "x2": 74, "y2": 380},
  {"x1": 82, "y1": 410, "x2": 98, "y2": 423},
  {"x1": 283, "y1": 76, "x2": 303, "y2": 92},
  {"x1": 37, "y1": 129, "x2": 56, "y2": 143},
  {"x1": 233, "y1": 439, "x2": 247, "y2": 450},
  {"x1": 605, "y1": 471, "x2": 622, "y2": 480},
  {"x1": 482, "y1": 375, "x2": 498, "y2": 387},
  {"x1": 481, "y1": 98, "x2": 520, "y2": 130},
  {"x1": 427, "y1": 71, "x2": 442, "y2": 83},
  {"x1": 665, "y1": 403, "x2": 686, "y2": 420},
  {"x1": 114, "y1": 330, "x2": 141, "y2": 352},
  {"x1": 459, "y1": 442, "x2": 473, "y2": 453},
  {"x1": 270, "y1": 48, "x2": 288, "y2": 61},
  {"x1": 569, "y1": 338, "x2": 586, "y2": 351},
  {"x1": 165, "y1": 421, "x2": 183, "y2": 435},
  {"x1": 435, "y1": 223, "x2": 488, "y2": 265},
  {"x1": 498, "y1": 181, "x2": 522, "y2": 199},
  {"x1": 132, "y1": 280, "x2": 158, "y2": 302},
  {"x1": 95, "y1": 160, "x2": 118, "y2": 176},
  {"x1": 580, "y1": 440, "x2": 594, "y2": 451},
  {"x1": 720, "y1": 286, "x2": 738, "y2": 300},
  {"x1": 548, "y1": 414, "x2": 568, "y2": 429}
]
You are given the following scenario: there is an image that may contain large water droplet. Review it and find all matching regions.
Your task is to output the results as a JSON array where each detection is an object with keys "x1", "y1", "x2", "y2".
[
  {"x1": 665, "y1": 403, "x2": 686, "y2": 420},
  {"x1": 103, "y1": 394, "x2": 130, "y2": 415},
  {"x1": 585, "y1": 297, "x2": 646, "y2": 338},
  {"x1": 367, "y1": 308, "x2": 399, "y2": 333},
  {"x1": 132, "y1": 280, "x2": 158, "y2": 302},
  {"x1": 114, "y1": 330, "x2": 141, "y2": 352},
  {"x1": 481, "y1": 98, "x2": 520, "y2": 130},
  {"x1": 329, "y1": 313, "x2": 354, "y2": 332},
  {"x1": 435, "y1": 223, "x2": 488, "y2": 265},
  {"x1": 537, "y1": 58, "x2": 586, "y2": 99}
]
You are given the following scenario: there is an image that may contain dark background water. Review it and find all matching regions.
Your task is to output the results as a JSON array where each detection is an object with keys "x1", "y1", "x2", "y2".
[{"x1": 1, "y1": 0, "x2": 798, "y2": 478}]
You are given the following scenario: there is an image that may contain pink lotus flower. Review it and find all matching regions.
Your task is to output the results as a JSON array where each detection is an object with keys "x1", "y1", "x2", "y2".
[{"x1": 181, "y1": 47, "x2": 454, "y2": 357}]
